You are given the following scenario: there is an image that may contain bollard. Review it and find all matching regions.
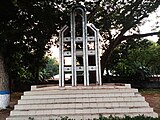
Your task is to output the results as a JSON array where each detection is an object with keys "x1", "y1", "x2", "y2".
[{"x1": 0, "y1": 89, "x2": 10, "y2": 109}]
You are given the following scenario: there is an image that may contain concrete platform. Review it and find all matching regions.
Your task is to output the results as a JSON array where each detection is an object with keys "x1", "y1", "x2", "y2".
[{"x1": 6, "y1": 84, "x2": 158, "y2": 120}]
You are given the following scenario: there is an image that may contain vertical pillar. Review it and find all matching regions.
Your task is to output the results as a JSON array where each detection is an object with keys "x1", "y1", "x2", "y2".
[
  {"x1": 87, "y1": 23, "x2": 102, "y2": 85},
  {"x1": 71, "y1": 9, "x2": 77, "y2": 86},
  {"x1": 71, "y1": 6, "x2": 89, "y2": 86},
  {"x1": 59, "y1": 25, "x2": 68, "y2": 87},
  {"x1": 82, "y1": 8, "x2": 89, "y2": 86}
]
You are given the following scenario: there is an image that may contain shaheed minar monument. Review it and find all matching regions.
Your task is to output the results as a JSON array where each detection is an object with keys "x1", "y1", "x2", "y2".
[
  {"x1": 59, "y1": 4, "x2": 101, "y2": 87},
  {"x1": 6, "y1": 4, "x2": 158, "y2": 120}
]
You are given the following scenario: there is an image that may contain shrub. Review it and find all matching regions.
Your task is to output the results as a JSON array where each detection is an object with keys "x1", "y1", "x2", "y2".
[{"x1": 29, "y1": 115, "x2": 160, "y2": 120}]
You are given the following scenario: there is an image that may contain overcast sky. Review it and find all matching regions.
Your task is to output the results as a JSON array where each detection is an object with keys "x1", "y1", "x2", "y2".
[{"x1": 140, "y1": 6, "x2": 160, "y2": 42}]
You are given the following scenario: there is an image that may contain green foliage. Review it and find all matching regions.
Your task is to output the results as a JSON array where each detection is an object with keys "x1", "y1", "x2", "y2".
[
  {"x1": 39, "y1": 57, "x2": 59, "y2": 80},
  {"x1": 140, "y1": 89, "x2": 160, "y2": 94},
  {"x1": 97, "y1": 0, "x2": 160, "y2": 75},
  {"x1": 97, "y1": 115, "x2": 160, "y2": 120},
  {"x1": 28, "y1": 115, "x2": 160, "y2": 120},
  {"x1": 0, "y1": 0, "x2": 65, "y2": 83},
  {"x1": 0, "y1": 0, "x2": 100, "y2": 85},
  {"x1": 60, "y1": 116, "x2": 69, "y2": 120},
  {"x1": 108, "y1": 39, "x2": 160, "y2": 80},
  {"x1": 0, "y1": 0, "x2": 160, "y2": 84},
  {"x1": 28, "y1": 117, "x2": 34, "y2": 120}
]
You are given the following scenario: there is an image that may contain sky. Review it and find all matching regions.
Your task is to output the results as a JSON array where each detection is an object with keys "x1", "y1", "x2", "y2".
[
  {"x1": 139, "y1": 6, "x2": 160, "y2": 42},
  {"x1": 50, "y1": 6, "x2": 160, "y2": 60}
]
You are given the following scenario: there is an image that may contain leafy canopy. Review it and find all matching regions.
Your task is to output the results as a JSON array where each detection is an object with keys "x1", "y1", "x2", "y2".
[
  {"x1": 0, "y1": 0, "x2": 160, "y2": 83},
  {"x1": 108, "y1": 38, "x2": 160, "y2": 80}
]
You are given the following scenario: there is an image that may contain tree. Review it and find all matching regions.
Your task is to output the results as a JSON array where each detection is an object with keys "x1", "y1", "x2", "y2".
[
  {"x1": 0, "y1": 0, "x2": 160, "y2": 84},
  {"x1": 0, "y1": 0, "x2": 67, "y2": 84},
  {"x1": 39, "y1": 57, "x2": 59, "y2": 80},
  {"x1": 0, "y1": 0, "x2": 17, "y2": 108},
  {"x1": 0, "y1": 0, "x2": 17, "y2": 88},
  {"x1": 89, "y1": 0, "x2": 160, "y2": 77},
  {"x1": 107, "y1": 38, "x2": 160, "y2": 82}
]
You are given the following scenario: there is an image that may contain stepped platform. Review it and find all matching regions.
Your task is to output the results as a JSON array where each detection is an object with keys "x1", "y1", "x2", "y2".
[{"x1": 6, "y1": 84, "x2": 158, "y2": 120}]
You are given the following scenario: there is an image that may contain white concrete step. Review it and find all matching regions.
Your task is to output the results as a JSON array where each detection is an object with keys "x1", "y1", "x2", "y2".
[
  {"x1": 10, "y1": 107, "x2": 154, "y2": 116},
  {"x1": 14, "y1": 101, "x2": 149, "y2": 110},
  {"x1": 6, "y1": 112, "x2": 159, "y2": 120},
  {"x1": 18, "y1": 96, "x2": 145, "y2": 105},
  {"x1": 21, "y1": 92, "x2": 138, "y2": 100},
  {"x1": 24, "y1": 88, "x2": 138, "y2": 95},
  {"x1": 7, "y1": 84, "x2": 158, "y2": 120}
]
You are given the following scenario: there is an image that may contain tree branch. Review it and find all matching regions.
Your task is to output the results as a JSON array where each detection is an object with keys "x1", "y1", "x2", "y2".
[
  {"x1": 123, "y1": 31, "x2": 160, "y2": 40},
  {"x1": 88, "y1": 0, "x2": 101, "y2": 21}
]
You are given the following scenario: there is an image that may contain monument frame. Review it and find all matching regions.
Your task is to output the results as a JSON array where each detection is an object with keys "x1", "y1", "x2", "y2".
[{"x1": 59, "y1": 5, "x2": 102, "y2": 87}]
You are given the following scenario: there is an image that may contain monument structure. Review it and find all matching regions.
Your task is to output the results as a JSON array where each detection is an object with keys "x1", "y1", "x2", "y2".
[{"x1": 59, "y1": 5, "x2": 101, "y2": 87}]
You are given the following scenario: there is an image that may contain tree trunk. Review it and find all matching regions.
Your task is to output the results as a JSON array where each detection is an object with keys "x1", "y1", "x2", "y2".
[
  {"x1": 101, "y1": 42, "x2": 117, "y2": 76},
  {"x1": 100, "y1": 31, "x2": 126, "y2": 78},
  {"x1": 101, "y1": 48, "x2": 111, "y2": 76},
  {"x1": 0, "y1": 52, "x2": 10, "y2": 109}
]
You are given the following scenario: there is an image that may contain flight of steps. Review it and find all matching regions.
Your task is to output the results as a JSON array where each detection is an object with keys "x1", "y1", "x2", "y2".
[{"x1": 6, "y1": 84, "x2": 158, "y2": 120}]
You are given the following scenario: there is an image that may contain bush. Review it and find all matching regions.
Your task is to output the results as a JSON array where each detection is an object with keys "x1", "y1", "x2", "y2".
[
  {"x1": 28, "y1": 115, "x2": 160, "y2": 120},
  {"x1": 96, "y1": 114, "x2": 159, "y2": 120}
]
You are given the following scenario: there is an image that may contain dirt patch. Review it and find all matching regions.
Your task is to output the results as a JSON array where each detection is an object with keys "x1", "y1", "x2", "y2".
[
  {"x1": 141, "y1": 93, "x2": 160, "y2": 115},
  {"x1": 0, "y1": 109, "x2": 10, "y2": 120}
]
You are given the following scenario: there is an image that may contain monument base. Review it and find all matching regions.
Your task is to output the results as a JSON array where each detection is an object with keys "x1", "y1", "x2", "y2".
[{"x1": 31, "y1": 83, "x2": 131, "y2": 90}]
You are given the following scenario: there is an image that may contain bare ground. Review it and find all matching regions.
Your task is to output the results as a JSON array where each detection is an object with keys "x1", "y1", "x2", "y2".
[
  {"x1": 0, "y1": 92, "x2": 160, "y2": 120},
  {"x1": 141, "y1": 93, "x2": 160, "y2": 116}
]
